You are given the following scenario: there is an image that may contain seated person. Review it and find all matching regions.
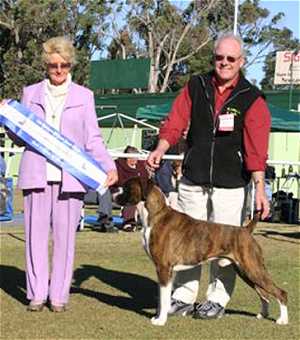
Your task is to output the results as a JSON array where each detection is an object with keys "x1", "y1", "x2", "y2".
[
  {"x1": 111, "y1": 145, "x2": 150, "y2": 231},
  {"x1": 154, "y1": 137, "x2": 185, "y2": 209},
  {"x1": 154, "y1": 159, "x2": 181, "y2": 208},
  {"x1": 155, "y1": 160, "x2": 174, "y2": 196}
]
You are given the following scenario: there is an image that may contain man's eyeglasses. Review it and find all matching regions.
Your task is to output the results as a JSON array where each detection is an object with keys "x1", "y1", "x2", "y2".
[
  {"x1": 214, "y1": 55, "x2": 241, "y2": 63},
  {"x1": 47, "y1": 63, "x2": 71, "y2": 70}
]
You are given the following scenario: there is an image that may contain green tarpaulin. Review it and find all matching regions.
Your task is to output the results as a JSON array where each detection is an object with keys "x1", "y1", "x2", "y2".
[
  {"x1": 269, "y1": 104, "x2": 300, "y2": 132},
  {"x1": 90, "y1": 59, "x2": 151, "y2": 90},
  {"x1": 136, "y1": 102, "x2": 300, "y2": 132},
  {"x1": 94, "y1": 93, "x2": 176, "y2": 127}
]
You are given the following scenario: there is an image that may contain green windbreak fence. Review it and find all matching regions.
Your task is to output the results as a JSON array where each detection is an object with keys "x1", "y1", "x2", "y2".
[
  {"x1": 90, "y1": 59, "x2": 151, "y2": 91},
  {"x1": 134, "y1": 90, "x2": 300, "y2": 132},
  {"x1": 264, "y1": 90, "x2": 300, "y2": 110},
  {"x1": 89, "y1": 59, "x2": 300, "y2": 132},
  {"x1": 94, "y1": 91, "x2": 300, "y2": 131},
  {"x1": 268, "y1": 104, "x2": 300, "y2": 132},
  {"x1": 94, "y1": 92, "x2": 176, "y2": 127},
  {"x1": 135, "y1": 96, "x2": 300, "y2": 132}
]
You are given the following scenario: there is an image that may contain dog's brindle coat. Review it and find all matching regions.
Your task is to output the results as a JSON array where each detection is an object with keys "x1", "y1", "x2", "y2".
[{"x1": 117, "y1": 177, "x2": 288, "y2": 326}]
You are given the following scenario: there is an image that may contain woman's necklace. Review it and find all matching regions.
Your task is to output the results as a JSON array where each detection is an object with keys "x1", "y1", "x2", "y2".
[
  {"x1": 46, "y1": 93, "x2": 65, "y2": 122},
  {"x1": 45, "y1": 77, "x2": 70, "y2": 122}
]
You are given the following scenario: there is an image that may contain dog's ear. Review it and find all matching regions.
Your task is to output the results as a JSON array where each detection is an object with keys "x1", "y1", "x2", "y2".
[
  {"x1": 116, "y1": 177, "x2": 145, "y2": 205},
  {"x1": 245, "y1": 210, "x2": 262, "y2": 233},
  {"x1": 145, "y1": 184, "x2": 167, "y2": 214},
  {"x1": 141, "y1": 178, "x2": 155, "y2": 200}
]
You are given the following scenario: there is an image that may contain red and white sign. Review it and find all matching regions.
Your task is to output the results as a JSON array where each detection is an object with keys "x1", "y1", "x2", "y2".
[{"x1": 274, "y1": 51, "x2": 300, "y2": 85}]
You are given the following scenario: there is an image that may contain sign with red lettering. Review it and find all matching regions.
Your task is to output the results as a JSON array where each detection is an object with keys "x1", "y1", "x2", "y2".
[{"x1": 274, "y1": 51, "x2": 300, "y2": 85}]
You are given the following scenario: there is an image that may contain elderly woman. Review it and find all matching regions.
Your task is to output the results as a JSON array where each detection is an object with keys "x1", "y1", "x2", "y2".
[{"x1": 7, "y1": 36, "x2": 118, "y2": 312}]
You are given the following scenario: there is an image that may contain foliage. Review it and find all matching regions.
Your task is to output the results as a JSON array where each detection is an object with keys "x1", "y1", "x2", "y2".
[
  {"x1": 0, "y1": 0, "x2": 111, "y2": 99},
  {"x1": 123, "y1": 0, "x2": 219, "y2": 92},
  {"x1": 107, "y1": 0, "x2": 298, "y2": 93},
  {"x1": 107, "y1": 30, "x2": 137, "y2": 59},
  {"x1": 0, "y1": 0, "x2": 299, "y2": 97}
]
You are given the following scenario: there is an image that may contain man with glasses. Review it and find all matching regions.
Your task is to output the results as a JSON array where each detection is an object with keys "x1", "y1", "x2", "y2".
[{"x1": 147, "y1": 33, "x2": 271, "y2": 320}]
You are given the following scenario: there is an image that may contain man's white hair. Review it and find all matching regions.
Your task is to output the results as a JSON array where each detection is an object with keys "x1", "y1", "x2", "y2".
[{"x1": 214, "y1": 33, "x2": 245, "y2": 57}]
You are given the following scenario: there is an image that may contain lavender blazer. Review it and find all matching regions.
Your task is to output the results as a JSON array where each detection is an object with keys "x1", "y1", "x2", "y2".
[{"x1": 16, "y1": 80, "x2": 116, "y2": 192}]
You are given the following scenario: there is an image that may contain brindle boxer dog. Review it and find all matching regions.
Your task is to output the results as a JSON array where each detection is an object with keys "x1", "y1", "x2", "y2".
[{"x1": 116, "y1": 177, "x2": 288, "y2": 326}]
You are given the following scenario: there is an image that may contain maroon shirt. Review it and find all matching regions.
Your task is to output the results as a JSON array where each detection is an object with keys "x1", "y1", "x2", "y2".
[{"x1": 112, "y1": 158, "x2": 149, "y2": 191}]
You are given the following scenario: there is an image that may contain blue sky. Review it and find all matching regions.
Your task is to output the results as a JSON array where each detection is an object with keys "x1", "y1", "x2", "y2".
[{"x1": 247, "y1": 0, "x2": 300, "y2": 85}]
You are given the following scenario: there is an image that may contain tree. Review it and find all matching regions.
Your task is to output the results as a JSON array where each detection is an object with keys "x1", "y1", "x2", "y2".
[
  {"x1": 107, "y1": 30, "x2": 137, "y2": 59},
  {"x1": 108, "y1": 0, "x2": 294, "y2": 93},
  {"x1": 0, "y1": 0, "x2": 111, "y2": 99},
  {"x1": 201, "y1": 0, "x2": 292, "y2": 74},
  {"x1": 1, "y1": 0, "x2": 297, "y2": 98},
  {"x1": 124, "y1": 0, "x2": 220, "y2": 93}
]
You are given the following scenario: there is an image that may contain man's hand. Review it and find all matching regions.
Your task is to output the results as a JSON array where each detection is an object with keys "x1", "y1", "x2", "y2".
[
  {"x1": 104, "y1": 169, "x2": 118, "y2": 187},
  {"x1": 147, "y1": 149, "x2": 165, "y2": 170},
  {"x1": 252, "y1": 171, "x2": 270, "y2": 220},
  {"x1": 255, "y1": 187, "x2": 270, "y2": 220},
  {"x1": 147, "y1": 139, "x2": 170, "y2": 170}
]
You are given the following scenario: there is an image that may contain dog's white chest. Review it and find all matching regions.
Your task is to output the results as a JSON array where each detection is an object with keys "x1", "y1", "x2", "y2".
[
  {"x1": 136, "y1": 202, "x2": 152, "y2": 257},
  {"x1": 143, "y1": 227, "x2": 151, "y2": 257}
]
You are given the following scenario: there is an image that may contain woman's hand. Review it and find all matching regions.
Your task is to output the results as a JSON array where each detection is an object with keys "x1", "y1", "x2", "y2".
[{"x1": 104, "y1": 169, "x2": 118, "y2": 187}]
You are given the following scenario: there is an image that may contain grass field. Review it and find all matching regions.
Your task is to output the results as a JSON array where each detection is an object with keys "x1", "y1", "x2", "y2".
[{"x1": 0, "y1": 190, "x2": 299, "y2": 339}]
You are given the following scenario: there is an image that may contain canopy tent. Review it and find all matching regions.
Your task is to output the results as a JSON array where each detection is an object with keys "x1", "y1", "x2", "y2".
[
  {"x1": 90, "y1": 60, "x2": 299, "y2": 132},
  {"x1": 94, "y1": 92, "x2": 175, "y2": 127},
  {"x1": 269, "y1": 104, "x2": 300, "y2": 132},
  {"x1": 136, "y1": 91, "x2": 300, "y2": 132},
  {"x1": 265, "y1": 90, "x2": 300, "y2": 111},
  {"x1": 136, "y1": 99, "x2": 300, "y2": 132}
]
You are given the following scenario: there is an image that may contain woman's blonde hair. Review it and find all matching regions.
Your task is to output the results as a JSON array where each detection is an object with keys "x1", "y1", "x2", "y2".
[{"x1": 42, "y1": 36, "x2": 76, "y2": 65}]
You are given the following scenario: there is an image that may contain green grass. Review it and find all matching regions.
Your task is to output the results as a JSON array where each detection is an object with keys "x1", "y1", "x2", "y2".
[{"x1": 0, "y1": 222, "x2": 299, "y2": 339}]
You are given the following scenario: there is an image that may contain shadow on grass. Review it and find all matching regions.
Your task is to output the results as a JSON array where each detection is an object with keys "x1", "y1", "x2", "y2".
[
  {"x1": 0, "y1": 265, "x2": 27, "y2": 305},
  {"x1": 225, "y1": 309, "x2": 276, "y2": 322},
  {"x1": 72, "y1": 265, "x2": 157, "y2": 317},
  {"x1": 257, "y1": 229, "x2": 300, "y2": 244}
]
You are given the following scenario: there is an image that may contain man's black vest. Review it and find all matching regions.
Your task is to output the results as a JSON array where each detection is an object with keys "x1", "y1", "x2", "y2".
[{"x1": 183, "y1": 71, "x2": 264, "y2": 188}]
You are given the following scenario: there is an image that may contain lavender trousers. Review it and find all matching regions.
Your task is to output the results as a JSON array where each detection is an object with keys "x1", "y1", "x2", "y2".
[{"x1": 23, "y1": 183, "x2": 83, "y2": 305}]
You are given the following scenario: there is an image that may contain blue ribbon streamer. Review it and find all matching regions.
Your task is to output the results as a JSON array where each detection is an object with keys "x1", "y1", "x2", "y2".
[{"x1": 0, "y1": 100, "x2": 107, "y2": 193}]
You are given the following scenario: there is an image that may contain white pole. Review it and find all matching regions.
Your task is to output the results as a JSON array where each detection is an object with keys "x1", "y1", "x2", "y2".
[{"x1": 233, "y1": 0, "x2": 239, "y2": 35}]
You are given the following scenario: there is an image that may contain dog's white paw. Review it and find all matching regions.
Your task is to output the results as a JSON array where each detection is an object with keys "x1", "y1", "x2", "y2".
[
  {"x1": 256, "y1": 313, "x2": 268, "y2": 320},
  {"x1": 276, "y1": 317, "x2": 288, "y2": 325},
  {"x1": 218, "y1": 259, "x2": 232, "y2": 267},
  {"x1": 151, "y1": 316, "x2": 167, "y2": 326}
]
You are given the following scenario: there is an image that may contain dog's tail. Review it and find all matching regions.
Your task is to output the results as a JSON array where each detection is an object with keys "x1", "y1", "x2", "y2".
[{"x1": 245, "y1": 211, "x2": 261, "y2": 233}]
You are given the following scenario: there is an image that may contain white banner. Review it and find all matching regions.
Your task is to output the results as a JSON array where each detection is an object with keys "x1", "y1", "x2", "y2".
[{"x1": 0, "y1": 100, "x2": 107, "y2": 194}]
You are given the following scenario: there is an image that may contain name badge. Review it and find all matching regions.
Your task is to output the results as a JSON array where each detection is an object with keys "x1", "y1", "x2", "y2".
[{"x1": 218, "y1": 114, "x2": 234, "y2": 131}]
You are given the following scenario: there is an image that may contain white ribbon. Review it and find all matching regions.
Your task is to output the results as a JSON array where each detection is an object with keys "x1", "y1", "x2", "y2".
[{"x1": 0, "y1": 100, "x2": 107, "y2": 194}]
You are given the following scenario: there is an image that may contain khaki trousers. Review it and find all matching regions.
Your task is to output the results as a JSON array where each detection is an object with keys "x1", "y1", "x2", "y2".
[{"x1": 172, "y1": 179, "x2": 246, "y2": 307}]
